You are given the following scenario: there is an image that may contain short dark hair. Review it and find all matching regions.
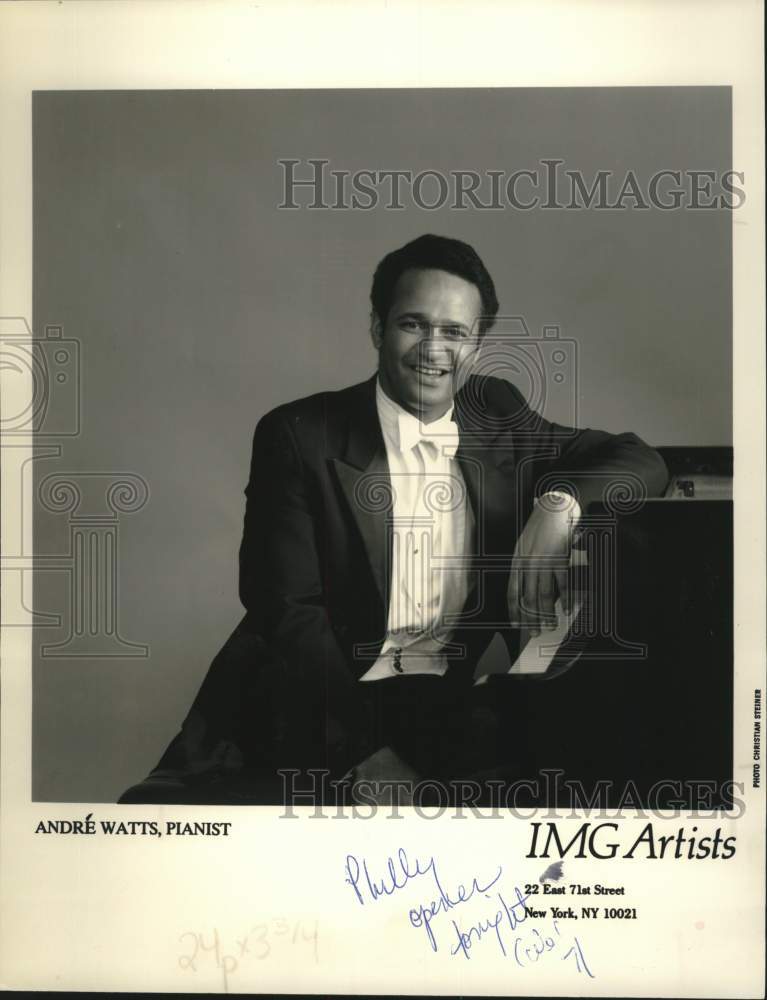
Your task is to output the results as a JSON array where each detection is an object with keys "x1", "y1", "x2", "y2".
[{"x1": 370, "y1": 233, "x2": 499, "y2": 335}]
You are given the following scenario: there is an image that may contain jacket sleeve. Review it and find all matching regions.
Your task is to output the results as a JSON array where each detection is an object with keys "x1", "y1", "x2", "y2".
[
  {"x1": 501, "y1": 380, "x2": 669, "y2": 511},
  {"x1": 238, "y1": 407, "x2": 370, "y2": 762},
  {"x1": 497, "y1": 379, "x2": 668, "y2": 683}
]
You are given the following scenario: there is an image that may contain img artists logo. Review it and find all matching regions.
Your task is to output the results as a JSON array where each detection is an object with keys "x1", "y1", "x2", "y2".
[{"x1": 526, "y1": 822, "x2": 736, "y2": 860}]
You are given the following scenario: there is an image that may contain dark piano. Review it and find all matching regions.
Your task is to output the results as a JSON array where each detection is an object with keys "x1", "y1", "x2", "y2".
[{"x1": 516, "y1": 446, "x2": 734, "y2": 809}]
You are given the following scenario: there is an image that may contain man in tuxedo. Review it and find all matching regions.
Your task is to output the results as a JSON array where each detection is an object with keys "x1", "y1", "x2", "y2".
[{"x1": 120, "y1": 233, "x2": 668, "y2": 805}]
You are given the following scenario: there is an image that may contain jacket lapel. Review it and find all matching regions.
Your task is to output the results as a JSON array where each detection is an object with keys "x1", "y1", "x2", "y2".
[{"x1": 330, "y1": 376, "x2": 392, "y2": 607}]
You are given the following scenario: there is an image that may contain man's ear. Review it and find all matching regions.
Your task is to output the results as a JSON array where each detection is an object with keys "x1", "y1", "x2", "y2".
[
  {"x1": 370, "y1": 311, "x2": 383, "y2": 350},
  {"x1": 466, "y1": 334, "x2": 483, "y2": 367},
  {"x1": 455, "y1": 336, "x2": 482, "y2": 390}
]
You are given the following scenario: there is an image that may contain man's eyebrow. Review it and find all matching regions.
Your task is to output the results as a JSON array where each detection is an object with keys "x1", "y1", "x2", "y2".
[{"x1": 396, "y1": 311, "x2": 470, "y2": 330}]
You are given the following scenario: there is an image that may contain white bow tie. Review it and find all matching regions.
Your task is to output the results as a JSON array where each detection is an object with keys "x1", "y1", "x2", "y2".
[{"x1": 398, "y1": 410, "x2": 460, "y2": 459}]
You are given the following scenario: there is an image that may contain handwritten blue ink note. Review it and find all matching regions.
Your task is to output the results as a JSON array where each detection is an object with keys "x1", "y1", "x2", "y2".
[
  {"x1": 449, "y1": 886, "x2": 531, "y2": 960},
  {"x1": 342, "y1": 847, "x2": 596, "y2": 978},
  {"x1": 344, "y1": 847, "x2": 503, "y2": 952}
]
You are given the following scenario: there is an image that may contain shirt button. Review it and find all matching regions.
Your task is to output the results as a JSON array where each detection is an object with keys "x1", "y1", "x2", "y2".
[{"x1": 392, "y1": 647, "x2": 403, "y2": 673}]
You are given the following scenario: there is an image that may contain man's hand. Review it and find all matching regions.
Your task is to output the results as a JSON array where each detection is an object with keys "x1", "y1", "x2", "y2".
[{"x1": 507, "y1": 491, "x2": 581, "y2": 635}]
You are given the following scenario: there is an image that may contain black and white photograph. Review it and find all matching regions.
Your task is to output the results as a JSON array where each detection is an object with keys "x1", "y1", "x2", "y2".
[
  {"x1": 0, "y1": 2, "x2": 763, "y2": 996},
  {"x1": 29, "y1": 87, "x2": 734, "y2": 809}
]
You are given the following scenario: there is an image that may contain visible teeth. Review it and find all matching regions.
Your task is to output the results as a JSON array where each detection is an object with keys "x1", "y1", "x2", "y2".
[{"x1": 414, "y1": 365, "x2": 445, "y2": 376}]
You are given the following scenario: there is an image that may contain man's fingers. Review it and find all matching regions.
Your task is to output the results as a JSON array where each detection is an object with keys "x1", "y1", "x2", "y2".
[
  {"x1": 522, "y1": 570, "x2": 540, "y2": 631},
  {"x1": 536, "y1": 573, "x2": 558, "y2": 630},
  {"x1": 510, "y1": 561, "x2": 561, "y2": 634},
  {"x1": 509, "y1": 511, "x2": 574, "y2": 632},
  {"x1": 508, "y1": 565, "x2": 536, "y2": 628},
  {"x1": 508, "y1": 559, "x2": 535, "y2": 626},
  {"x1": 507, "y1": 562, "x2": 521, "y2": 622}
]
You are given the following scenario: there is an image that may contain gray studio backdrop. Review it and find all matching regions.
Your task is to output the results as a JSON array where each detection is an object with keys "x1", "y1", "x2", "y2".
[{"x1": 31, "y1": 88, "x2": 732, "y2": 801}]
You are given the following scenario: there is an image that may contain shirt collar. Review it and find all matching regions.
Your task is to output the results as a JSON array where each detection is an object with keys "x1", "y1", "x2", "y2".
[{"x1": 375, "y1": 378, "x2": 459, "y2": 456}]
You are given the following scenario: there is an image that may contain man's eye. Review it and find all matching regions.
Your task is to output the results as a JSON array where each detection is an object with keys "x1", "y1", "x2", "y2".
[
  {"x1": 442, "y1": 327, "x2": 466, "y2": 339},
  {"x1": 400, "y1": 320, "x2": 424, "y2": 332}
]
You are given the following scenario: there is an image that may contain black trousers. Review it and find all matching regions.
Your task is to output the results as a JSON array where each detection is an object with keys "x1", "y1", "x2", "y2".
[
  {"x1": 118, "y1": 618, "x2": 532, "y2": 805},
  {"x1": 356, "y1": 672, "x2": 510, "y2": 781}
]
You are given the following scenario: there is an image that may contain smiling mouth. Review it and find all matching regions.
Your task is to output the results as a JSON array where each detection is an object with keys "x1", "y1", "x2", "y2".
[{"x1": 410, "y1": 363, "x2": 452, "y2": 378}]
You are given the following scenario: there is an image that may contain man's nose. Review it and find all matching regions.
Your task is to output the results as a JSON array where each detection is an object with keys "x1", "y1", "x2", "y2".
[{"x1": 421, "y1": 324, "x2": 451, "y2": 344}]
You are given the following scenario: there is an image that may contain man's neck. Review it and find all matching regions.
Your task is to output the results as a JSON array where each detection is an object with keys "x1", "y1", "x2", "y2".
[{"x1": 376, "y1": 378, "x2": 453, "y2": 425}]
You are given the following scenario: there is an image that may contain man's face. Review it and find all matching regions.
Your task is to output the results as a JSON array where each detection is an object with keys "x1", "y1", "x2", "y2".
[{"x1": 372, "y1": 267, "x2": 483, "y2": 423}]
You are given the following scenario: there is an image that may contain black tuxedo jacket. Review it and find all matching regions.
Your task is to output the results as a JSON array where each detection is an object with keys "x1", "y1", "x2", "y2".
[
  {"x1": 238, "y1": 373, "x2": 668, "y2": 751},
  {"x1": 119, "y1": 372, "x2": 669, "y2": 801}
]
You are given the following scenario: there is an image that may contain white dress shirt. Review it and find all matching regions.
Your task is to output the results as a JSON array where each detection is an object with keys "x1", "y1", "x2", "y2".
[{"x1": 359, "y1": 381, "x2": 475, "y2": 681}]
